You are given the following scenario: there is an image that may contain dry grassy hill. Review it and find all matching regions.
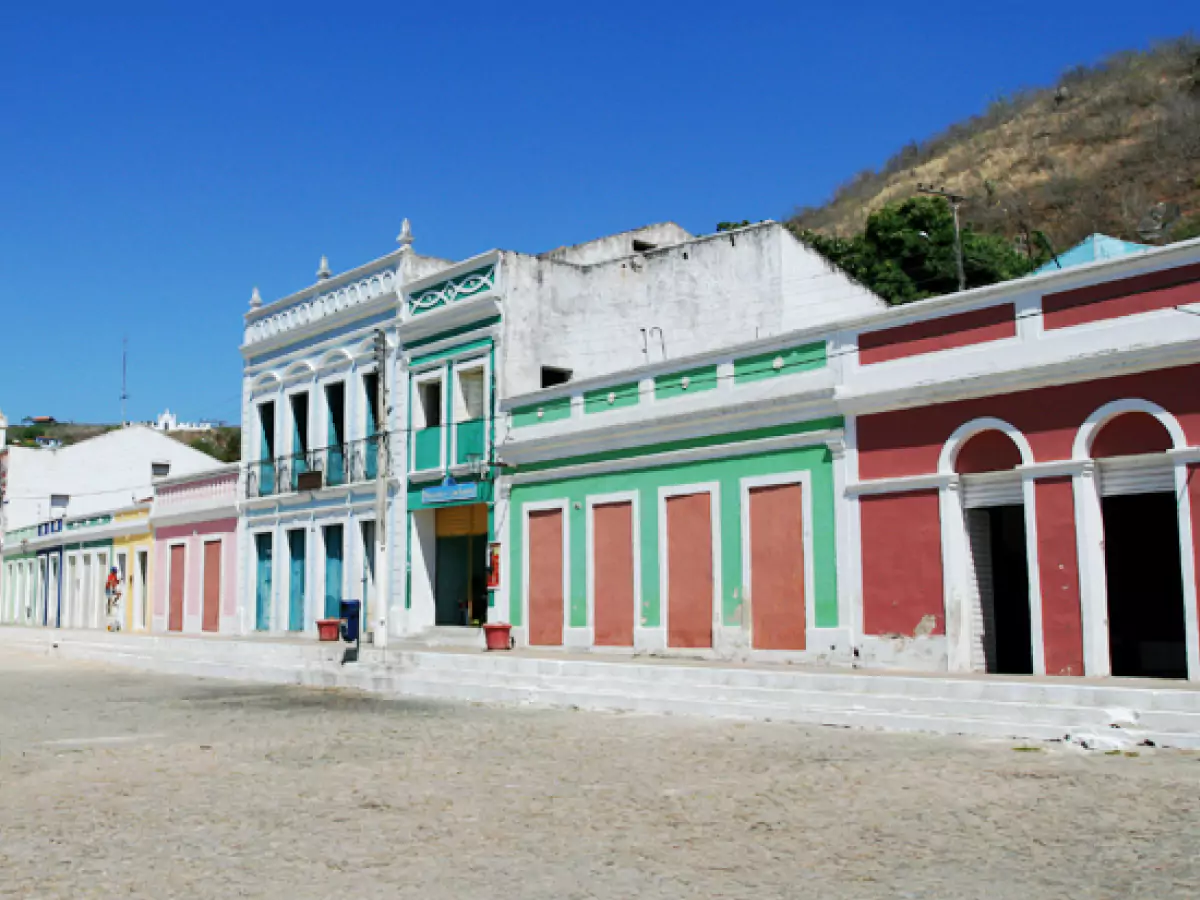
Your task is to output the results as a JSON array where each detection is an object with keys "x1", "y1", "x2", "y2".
[{"x1": 790, "y1": 38, "x2": 1200, "y2": 250}]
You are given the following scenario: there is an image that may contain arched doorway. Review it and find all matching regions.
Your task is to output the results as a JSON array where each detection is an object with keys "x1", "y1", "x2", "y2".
[
  {"x1": 1089, "y1": 410, "x2": 1187, "y2": 679},
  {"x1": 952, "y1": 427, "x2": 1034, "y2": 675}
]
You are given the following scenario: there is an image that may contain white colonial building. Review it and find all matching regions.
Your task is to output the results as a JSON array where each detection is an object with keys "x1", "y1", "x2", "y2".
[{"x1": 238, "y1": 224, "x2": 451, "y2": 643}]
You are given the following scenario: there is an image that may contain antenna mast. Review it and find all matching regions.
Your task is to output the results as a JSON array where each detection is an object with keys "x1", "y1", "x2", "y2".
[{"x1": 121, "y1": 336, "x2": 129, "y2": 426}]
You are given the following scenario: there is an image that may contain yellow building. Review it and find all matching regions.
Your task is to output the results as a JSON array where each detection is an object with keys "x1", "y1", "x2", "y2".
[{"x1": 111, "y1": 505, "x2": 154, "y2": 632}]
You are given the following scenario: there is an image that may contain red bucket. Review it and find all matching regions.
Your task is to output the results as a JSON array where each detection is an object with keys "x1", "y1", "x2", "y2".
[
  {"x1": 482, "y1": 622, "x2": 513, "y2": 651},
  {"x1": 316, "y1": 619, "x2": 342, "y2": 642}
]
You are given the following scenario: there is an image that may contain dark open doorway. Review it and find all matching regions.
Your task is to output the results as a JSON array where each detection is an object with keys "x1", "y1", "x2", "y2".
[
  {"x1": 433, "y1": 505, "x2": 489, "y2": 626},
  {"x1": 1102, "y1": 492, "x2": 1188, "y2": 679},
  {"x1": 966, "y1": 505, "x2": 1033, "y2": 675}
]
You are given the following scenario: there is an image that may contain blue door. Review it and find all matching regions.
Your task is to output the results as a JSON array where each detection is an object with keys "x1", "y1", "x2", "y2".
[
  {"x1": 288, "y1": 529, "x2": 306, "y2": 631},
  {"x1": 365, "y1": 373, "x2": 379, "y2": 480},
  {"x1": 259, "y1": 402, "x2": 276, "y2": 495},
  {"x1": 326, "y1": 383, "x2": 346, "y2": 486},
  {"x1": 291, "y1": 394, "x2": 309, "y2": 490},
  {"x1": 323, "y1": 525, "x2": 343, "y2": 619},
  {"x1": 255, "y1": 533, "x2": 273, "y2": 631}
]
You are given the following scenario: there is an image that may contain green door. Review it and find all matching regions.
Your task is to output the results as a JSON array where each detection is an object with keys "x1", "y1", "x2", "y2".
[
  {"x1": 323, "y1": 525, "x2": 343, "y2": 619},
  {"x1": 255, "y1": 533, "x2": 272, "y2": 631},
  {"x1": 288, "y1": 529, "x2": 306, "y2": 631},
  {"x1": 435, "y1": 536, "x2": 471, "y2": 626}
]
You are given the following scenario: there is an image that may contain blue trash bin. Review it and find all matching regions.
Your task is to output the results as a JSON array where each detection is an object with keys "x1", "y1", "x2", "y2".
[{"x1": 339, "y1": 599, "x2": 361, "y2": 644}]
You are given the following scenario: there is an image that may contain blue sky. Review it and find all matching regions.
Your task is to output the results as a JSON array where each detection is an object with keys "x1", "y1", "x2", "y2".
[{"x1": 2, "y1": 2, "x2": 1194, "y2": 426}]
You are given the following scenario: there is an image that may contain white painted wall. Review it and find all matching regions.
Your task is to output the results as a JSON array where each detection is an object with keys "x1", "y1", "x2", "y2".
[{"x1": 2, "y1": 426, "x2": 223, "y2": 533}]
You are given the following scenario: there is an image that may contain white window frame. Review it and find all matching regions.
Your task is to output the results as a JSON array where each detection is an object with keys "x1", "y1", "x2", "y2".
[
  {"x1": 411, "y1": 366, "x2": 448, "y2": 473},
  {"x1": 584, "y1": 491, "x2": 641, "y2": 651},
  {"x1": 450, "y1": 355, "x2": 490, "y2": 473},
  {"x1": 657, "y1": 482, "x2": 722, "y2": 652},
  {"x1": 738, "y1": 471, "x2": 816, "y2": 652},
  {"x1": 520, "y1": 499, "x2": 571, "y2": 647}
]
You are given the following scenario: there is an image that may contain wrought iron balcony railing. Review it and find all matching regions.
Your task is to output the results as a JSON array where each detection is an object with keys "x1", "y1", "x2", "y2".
[{"x1": 245, "y1": 435, "x2": 383, "y2": 499}]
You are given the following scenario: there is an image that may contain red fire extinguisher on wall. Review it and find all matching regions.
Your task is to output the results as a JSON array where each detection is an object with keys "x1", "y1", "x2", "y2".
[{"x1": 486, "y1": 542, "x2": 501, "y2": 589}]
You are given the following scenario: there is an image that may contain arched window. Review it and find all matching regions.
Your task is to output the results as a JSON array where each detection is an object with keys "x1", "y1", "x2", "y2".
[
  {"x1": 1090, "y1": 411, "x2": 1174, "y2": 459},
  {"x1": 954, "y1": 429, "x2": 1025, "y2": 474}
]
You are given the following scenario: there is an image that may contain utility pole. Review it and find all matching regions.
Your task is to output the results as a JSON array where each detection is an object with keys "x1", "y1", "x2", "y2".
[
  {"x1": 373, "y1": 327, "x2": 389, "y2": 648},
  {"x1": 120, "y1": 337, "x2": 129, "y2": 426},
  {"x1": 918, "y1": 183, "x2": 966, "y2": 292}
]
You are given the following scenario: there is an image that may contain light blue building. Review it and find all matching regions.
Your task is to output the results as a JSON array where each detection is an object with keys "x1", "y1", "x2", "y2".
[{"x1": 1034, "y1": 233, "x2": 1151, "y2": 275}]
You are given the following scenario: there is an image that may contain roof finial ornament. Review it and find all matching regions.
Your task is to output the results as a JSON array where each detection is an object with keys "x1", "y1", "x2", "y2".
[
  {"x1": 397, "y1": 218, "x2": 414, "y2": 250},
  {"x1": 317, "y1": 255, "x2": 332, "y2": 280},
  {"x1": 249, "y1": 286, "x2": 262, "y2": 309}
]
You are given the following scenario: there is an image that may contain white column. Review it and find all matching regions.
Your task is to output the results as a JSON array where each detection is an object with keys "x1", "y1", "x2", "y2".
[
  {"x1": 1173, "y1": 460, "x2": 1200, "y2": 681},
  {"x1": 939, "y1": 477, "x2": 972, "y2": 672},
  {"x1": 1021, "y1": 475, "x2": 1047, "y2": 676},
  {"x1": 1072, "y1": 462, "x2": 1109, "y2": 676}
]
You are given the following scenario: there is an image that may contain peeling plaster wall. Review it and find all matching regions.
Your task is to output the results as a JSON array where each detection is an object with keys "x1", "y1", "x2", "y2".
[{"x1": 498, "y1": 224, "x2": 884, "y2": 399}]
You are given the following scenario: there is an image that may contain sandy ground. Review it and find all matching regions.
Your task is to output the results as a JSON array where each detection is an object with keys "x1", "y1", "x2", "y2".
[{"x1": 0, "y1": 651, "x2": 1197, "y2": 900}]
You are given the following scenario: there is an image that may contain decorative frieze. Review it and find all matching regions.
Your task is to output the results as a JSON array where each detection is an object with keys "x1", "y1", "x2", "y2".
[
  {"x1": 244, "y1": 266, "x2": 399, "y2": 347},
  {"x1": 408, "y1": 265, "x2": 496, "y2": 315}
]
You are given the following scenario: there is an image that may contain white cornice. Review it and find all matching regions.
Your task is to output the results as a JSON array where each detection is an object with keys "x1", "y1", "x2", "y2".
[
  {"x1": 501, "y1": 388, "x2": 839, "y2": 467},
  {"x1": 402, "y1": 250, "x2": 501, "y2": 296},
  {"x1": 242, "y1": 293, "x2": 398, "y2": 360},
  {"x1": 509, "y1": 429, "x2": 840, "y2": 486},
  {"x1": 148, "y1": 503, "x2": 239, "y2": 530},
  {"x1": 845, "y1": 472, "x2": 954, "y2": 496},
  {"x1": 399, "y1": 296, "x2": 503, "y2": 347},
  {"x1": 839, "y1": 332, "x2": 1200, "y2": 415},
  {"x1": 240, "y1": 478, "x2": 400, "y2": 514},
  {"x1": 246, "y1": 250, "x2": 406, "y2": 322}
]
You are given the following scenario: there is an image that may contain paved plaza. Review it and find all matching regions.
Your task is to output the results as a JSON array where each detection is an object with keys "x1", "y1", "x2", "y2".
[{"x1": 0, "y1": 652, "x2": 1197, "y2": 899}]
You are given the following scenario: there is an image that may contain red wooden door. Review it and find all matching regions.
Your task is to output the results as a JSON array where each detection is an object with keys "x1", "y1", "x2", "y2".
[
  {"x1": 528, "y1": 509, "x2": 564, "y2": 646},
  {"x1": 749, "y1": 483, "x2": 806, "y2": 650},
  {"x1": 666, "y1": 493, "x2": 713, "y2": 648},
  {"x1": 168, "y1": 545, "x2": 186, "y2": 632},
  {"x1": 202, "y1": 541, "x2": 221, "y2": 633},
  {"x1": 594, "y1": 502, "x2": 634, "y2": 646}
]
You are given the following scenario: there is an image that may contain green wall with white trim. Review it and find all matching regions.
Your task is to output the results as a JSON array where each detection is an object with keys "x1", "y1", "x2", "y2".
[{"x1": 507, "y1": 438, "x2": 838, "y2": 632}]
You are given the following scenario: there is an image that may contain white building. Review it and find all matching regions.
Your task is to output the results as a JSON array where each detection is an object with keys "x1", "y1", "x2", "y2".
[
  {"x1": 1, "y1": 426, "x2": 224, "y2": 627},
  {"x1": 238, "y1": 227, "x2": 452, "y2": 642},
  {"x1": 154, "y1": 409, "x2": 216, "y2": 432}
]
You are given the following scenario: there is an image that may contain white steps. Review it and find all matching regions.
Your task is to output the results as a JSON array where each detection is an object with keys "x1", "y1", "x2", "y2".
[{"x1": 3, "y1": 627, "x2": 1199, "y2": 748}]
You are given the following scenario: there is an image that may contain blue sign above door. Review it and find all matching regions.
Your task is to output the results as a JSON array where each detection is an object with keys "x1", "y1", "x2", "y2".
[{"x1": 421, "y1": 476, "x2": 479, "y2": 505}]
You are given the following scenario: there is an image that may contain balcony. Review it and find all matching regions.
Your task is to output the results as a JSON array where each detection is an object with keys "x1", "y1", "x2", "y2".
[
  {"x1": 246, "y1": 436, "x2": 383, "y2": 499},
  {"x1": 413, "y1": 427, "x2": 442, "y2": 471},
  {"x1": 455, "y1": 419, "x2": 486, "y2": 466}
]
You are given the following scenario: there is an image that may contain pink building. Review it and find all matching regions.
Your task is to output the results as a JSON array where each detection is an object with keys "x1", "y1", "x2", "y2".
[{"x1": 149, "y1": 465, "x2": 240, "y2": 634}]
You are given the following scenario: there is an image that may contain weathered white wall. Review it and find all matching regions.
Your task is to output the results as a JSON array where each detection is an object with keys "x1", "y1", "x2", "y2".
[
  {"x1": 540, "y1": 223, "x2": 693, "y2": 266},
  {"x1": 3, "y1": 427, "x2": 222, "y2": 532},
  {"x1": 498, "y1": 223, "x2": 885, "y2": 398}
]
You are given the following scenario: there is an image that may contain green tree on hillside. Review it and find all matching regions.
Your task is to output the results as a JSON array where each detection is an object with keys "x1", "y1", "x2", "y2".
[{"x1": 796, "y1": 197, "x2": 1040, "y2": 305}]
